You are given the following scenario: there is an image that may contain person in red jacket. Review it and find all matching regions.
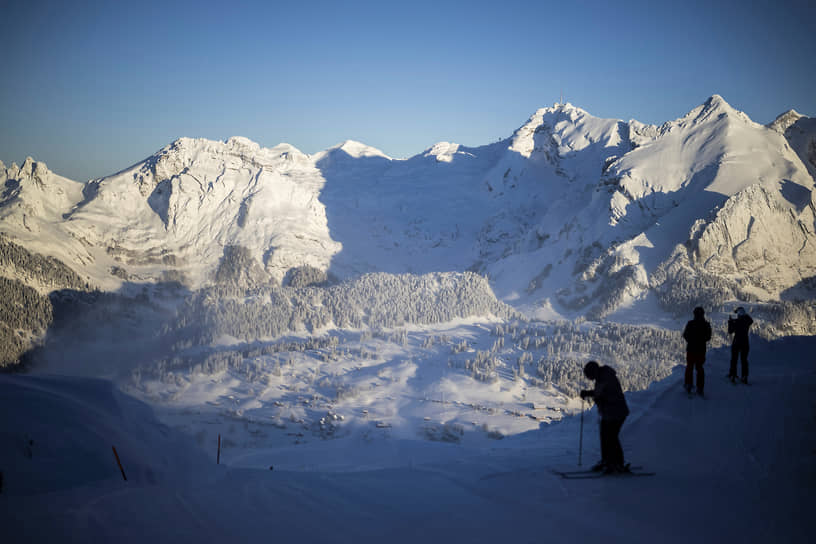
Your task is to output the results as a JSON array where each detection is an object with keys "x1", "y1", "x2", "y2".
[
  {"x1": 682, "y1": 306, "x2": 712, "y2": 396},
  {"x1": 580, "y1": 360, "x2": 630, "y2": 473}
]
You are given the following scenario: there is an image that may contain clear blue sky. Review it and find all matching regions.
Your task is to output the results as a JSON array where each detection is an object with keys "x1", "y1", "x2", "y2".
[{"x1": 1, "y1": 0, "x2": 814, "y2": 181}]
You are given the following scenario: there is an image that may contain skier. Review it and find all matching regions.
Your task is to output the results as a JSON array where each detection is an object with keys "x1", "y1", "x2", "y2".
[
  {"x1": 580, "y1": 360, "x2": 630, "y2": 473},
  {"x1": 682, "y1": 306, "x2": 712, "y2": 396},
  {"x1": 728, "y1": 307, "x2": 754, "y2": 383}
]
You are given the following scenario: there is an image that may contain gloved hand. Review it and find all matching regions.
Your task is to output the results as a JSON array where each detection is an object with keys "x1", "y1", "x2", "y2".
[{"x1": 580, "y1": 389, "x2": 593, "y2": 400}]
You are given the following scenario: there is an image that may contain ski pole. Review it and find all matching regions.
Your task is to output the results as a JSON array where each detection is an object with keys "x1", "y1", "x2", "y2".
[
  {"x1": 112, "y1": 446, "x2": 127, "y2": 481},
  {"x1": 578, "y1": 397, "x2": 584, "y2": 467}
]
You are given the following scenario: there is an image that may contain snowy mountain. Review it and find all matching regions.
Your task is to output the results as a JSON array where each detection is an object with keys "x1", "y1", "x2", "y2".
[
  {"x1": 769, "y1": 109, "x2": 816, "y2": 183},
  {"x1": 4, "y1": 96, "x2": 815, "y2": 314},
  {"x1": 63, "y1": 136, "x2": 340, "y2": 288},
  {"x1": 1, "y1": 95, "x2": 816, "y2": 365}
]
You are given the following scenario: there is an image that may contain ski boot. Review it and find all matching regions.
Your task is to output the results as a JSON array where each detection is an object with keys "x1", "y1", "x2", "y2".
[{"x1": 603, "y1": 463, "x2": 627, "y2": 475}]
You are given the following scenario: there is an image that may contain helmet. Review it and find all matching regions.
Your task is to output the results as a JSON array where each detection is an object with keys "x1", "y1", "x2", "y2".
[
  {"x1": 693, "y1": 306, "x2": 705, "y2": 318},
  {"x1": 736, "y1": 307, "x2": 746, "y2": 316}
]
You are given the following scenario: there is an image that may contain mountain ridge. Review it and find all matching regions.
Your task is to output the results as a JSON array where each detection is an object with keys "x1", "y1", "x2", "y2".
[{"x1": 1, "y1": 95, "x2": 814, "y2": 322}]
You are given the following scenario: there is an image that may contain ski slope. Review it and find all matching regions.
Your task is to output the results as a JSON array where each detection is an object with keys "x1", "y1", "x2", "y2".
[{"x1": 2, "y1": 335, "x2": 812, "y2": 543}]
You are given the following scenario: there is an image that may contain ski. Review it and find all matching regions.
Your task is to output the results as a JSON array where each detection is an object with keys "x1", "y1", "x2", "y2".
[
  {"x1": 564, "y1": 471, "x2": 655, "y2": 479},
  {"x1": 553, "y1": 465, "x2": 643, "y2": 476},
  {"x1": 554, "y1": 469, "x2": 655, "y2": 479}
]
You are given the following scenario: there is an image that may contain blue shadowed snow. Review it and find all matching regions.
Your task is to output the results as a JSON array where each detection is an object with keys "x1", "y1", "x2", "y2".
[{"x1": 1, "y1": 336, "x2": 813, "y2": 543}]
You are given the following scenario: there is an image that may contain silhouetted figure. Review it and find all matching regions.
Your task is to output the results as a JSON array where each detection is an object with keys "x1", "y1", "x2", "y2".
[
  {"x1": 580, "y1": 360, "x2": 630, "y2": 473},
  {"x1": 682, "y1": 306, "x2": 712, "y2": 396},
  {"x1": 728, "y1": 307, "x2": 753, "y2": 383}
]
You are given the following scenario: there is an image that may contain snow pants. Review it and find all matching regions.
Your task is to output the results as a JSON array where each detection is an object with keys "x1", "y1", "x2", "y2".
[
  {"x1": 730, "y1": 343, "x2": 749, "y2": 379},
  {"x1": 685, "y1": 352, "x2": 705, "y2": 393},
  {"x1": 600, "y1": 417, "x2": 626, "y2": 467}
]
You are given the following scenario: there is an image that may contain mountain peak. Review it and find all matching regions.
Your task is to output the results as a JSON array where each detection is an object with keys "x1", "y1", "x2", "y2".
[
  {"x1": 768, "y1": 109, "x2": 805, "y2": 134},
  {"x1": 268, "y1": 142, "x2": 309, "y2": 162},
  {"x1": 149, "y1": 137, "x2": 308, "y2": 174},
  {"x1": 533, "y1": 101, "x2": 592, "y2": 121},
  {"x1": 225, "y1": 136, "x2": 261, "y2": 152},
  {"x1": 423, "y1": 142, "x2": 473, "y2": 163},
  {"x1": 508, "y1": 101, "x2": 620, "y2": 159},
  {"x1": 7, "y1": 156, "x2": 53, "y2": 186},
  {"x1": 674, "y1": 94, "x2": 753, "y2": 129},
  {"x1": 330, "y1": 140, "x2": 390, "y2": 159},
  {"x1": 158, "y1": 136, "x2": 264, "y2": 158},
  {"x1": 704, "y1": 94, "x2": 727, "y2": 108},
  {"x1": 698, "y1": 94, "x2": 739, "y2": 118}
]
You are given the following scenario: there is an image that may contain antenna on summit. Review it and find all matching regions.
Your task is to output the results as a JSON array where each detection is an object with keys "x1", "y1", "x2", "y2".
[{"x1": 559, "y1": 89, "x2": 564, "y2": 106}]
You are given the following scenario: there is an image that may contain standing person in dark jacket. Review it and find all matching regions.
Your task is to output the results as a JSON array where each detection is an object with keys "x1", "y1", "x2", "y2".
[
  {"x1": 728, "y1": 307, "x2": 754, "y2": 383},
  {"x1": 682, "y1": 306, "x2": 712, "y2": 396},
  {"x1": 580, "y1": 360, "x2": 630, "y2": 473}
]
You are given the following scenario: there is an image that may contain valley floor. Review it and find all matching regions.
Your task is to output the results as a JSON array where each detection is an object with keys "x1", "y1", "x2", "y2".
[{"x1": 1, "y1": 336, "x2": 814, "y2": 543}]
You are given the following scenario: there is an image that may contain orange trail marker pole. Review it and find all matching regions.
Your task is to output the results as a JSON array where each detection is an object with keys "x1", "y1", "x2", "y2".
[{"x1": 112, "y1": 446, "x2": 127, "y2": 481}]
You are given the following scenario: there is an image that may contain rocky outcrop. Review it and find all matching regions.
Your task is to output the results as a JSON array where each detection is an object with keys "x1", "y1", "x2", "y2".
[{"x1": 694, "y1": 185, "x2": 816, "y2": 295}]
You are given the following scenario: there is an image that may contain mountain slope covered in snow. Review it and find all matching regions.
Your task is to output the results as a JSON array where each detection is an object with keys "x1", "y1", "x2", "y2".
[
  {"x1": 1, "y1": 95, "x2": 815, "y2": 369},
  {"x1": 2, "y1": 96, "x2": 814, "y2": 312}
]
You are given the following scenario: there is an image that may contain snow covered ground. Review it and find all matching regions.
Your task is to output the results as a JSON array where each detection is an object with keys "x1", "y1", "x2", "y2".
[{"x1": 2, "y1": 334, "x2": 813, "y2": 543}]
